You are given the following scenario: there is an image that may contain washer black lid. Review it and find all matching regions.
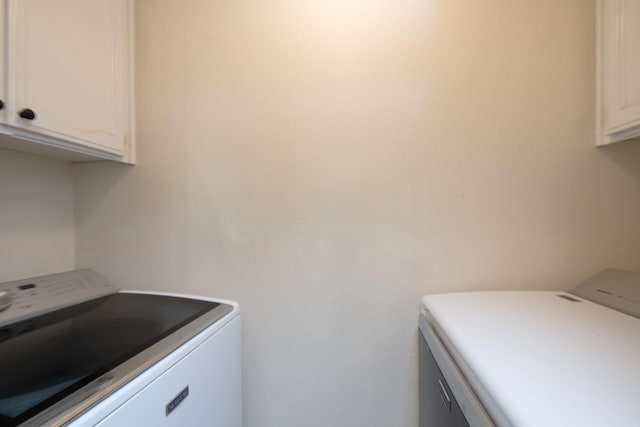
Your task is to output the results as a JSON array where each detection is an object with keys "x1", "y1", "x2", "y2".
[{"x1": 0, "y1": 292, "x2": 226, "y2": 427}]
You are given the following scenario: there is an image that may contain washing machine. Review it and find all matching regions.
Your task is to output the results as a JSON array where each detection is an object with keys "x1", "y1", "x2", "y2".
[
  {"x1": 419, "y1": 269, "x2": 640, "y2": 427},
  {"x1": 0, "y1": 269, "x2": 241, "y2": 427}
]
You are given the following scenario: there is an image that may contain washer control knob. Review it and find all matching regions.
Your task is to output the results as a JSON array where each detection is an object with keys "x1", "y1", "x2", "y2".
[{"x1": 0, "y1": 291, "x2": 12, "y2": 312}]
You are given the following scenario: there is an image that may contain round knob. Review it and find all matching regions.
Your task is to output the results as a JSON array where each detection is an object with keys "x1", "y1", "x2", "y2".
[
  {"x1": 0, "y1": 100, "x2": 4, "y2": 110},
  {"x1": 0, "y1": 291, "x2": 12, "y2": 312},
  {"x1": 18, "y1": 108, "x2": 36, "y2": 120}
]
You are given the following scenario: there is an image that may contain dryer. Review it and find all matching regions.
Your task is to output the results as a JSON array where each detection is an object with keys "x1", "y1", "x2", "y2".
[
  {"x1": 419, "y1": 269, "x2": 640, "y2": 427},
  {"x1": 0, "y1": 269, "x2": 241, "y2": 427}
]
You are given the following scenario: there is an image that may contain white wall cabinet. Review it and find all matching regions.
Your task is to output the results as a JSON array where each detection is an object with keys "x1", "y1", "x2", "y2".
[
  {"x1": 596, "y1": 0, "x2": 640, "y2": 145},
  {"x1": 0, "y1": 0, "x2": 134, "y2": 162}
]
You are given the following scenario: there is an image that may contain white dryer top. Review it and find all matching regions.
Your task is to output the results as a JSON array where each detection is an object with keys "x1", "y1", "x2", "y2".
[{"x1": 422, "y1": 290, "x2": 640, "y2": 427}]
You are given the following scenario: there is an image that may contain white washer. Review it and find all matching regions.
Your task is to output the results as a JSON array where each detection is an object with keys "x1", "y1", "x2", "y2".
[
  {"x1": 0, "y1": 270, "x2": 241, "y2": 427},
  {"x1": 419, "y1": 269, "x2": 640, "y2": 427}
]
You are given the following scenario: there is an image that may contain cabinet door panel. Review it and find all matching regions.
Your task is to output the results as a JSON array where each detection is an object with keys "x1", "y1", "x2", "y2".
[
  {"x1": 608, "y1": 0, "x2": 640, "y2": 129},
  {"x1": 619, "y1": 1, "x2": 640, "y2": 109},
  {"x1": 600, "y1": 0, "x2": 640, "y2": 140},
  {"x1": 6, "y1": 0, "x2": 127, "y2": 153},
  {"x1": 0, "y1": 0, "x2": 5, "y2": 119}
]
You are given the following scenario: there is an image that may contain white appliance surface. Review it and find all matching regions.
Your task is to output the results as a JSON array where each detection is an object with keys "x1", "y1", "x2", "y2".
[
  {"x1": 81, "y1": 293, "x2": 242, "y2": 427},
  {"x1": 422, "y1": 291, "x2": 640, "y2": 427},
  {"x1": 0, "y1": 269, "x2": 242, "y2": 427}
]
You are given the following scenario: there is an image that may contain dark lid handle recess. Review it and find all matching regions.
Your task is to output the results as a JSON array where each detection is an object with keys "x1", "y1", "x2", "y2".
[
  {"x1": 0, "y1": 100, "x2": 4, "y2": 110},
  {"x1": 18, "y1": 108, "x2": 36, "y2": 120}
]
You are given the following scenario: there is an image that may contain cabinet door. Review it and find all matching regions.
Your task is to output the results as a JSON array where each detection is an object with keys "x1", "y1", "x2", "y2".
[
  {"x1": 598, "y1": 0, "x2": 640, "y2": 144},
  {"x1": 5, "y1": 0, "x2": 129, "y2": 154},
  {"x1": 0, "y1": 0, "x2": 5, "y2": 119}
]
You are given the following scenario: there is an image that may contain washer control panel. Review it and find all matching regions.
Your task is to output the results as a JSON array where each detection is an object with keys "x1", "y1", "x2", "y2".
[{"x1": 0, "y1": 269, "x2": 116, "y2": 327}]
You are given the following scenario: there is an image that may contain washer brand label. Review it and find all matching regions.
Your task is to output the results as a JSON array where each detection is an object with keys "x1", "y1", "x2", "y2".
[{"x1": 166, "y1": 386, "x2": 189, "y2": 416}]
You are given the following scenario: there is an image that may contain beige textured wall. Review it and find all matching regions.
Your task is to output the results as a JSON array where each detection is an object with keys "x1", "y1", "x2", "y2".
[
  {"x1": 75, "y1": 1, "x2": 640, "y2": 426},
  {"x1": 0, "y1": 149, "x2": 75, "y2": 282}
]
